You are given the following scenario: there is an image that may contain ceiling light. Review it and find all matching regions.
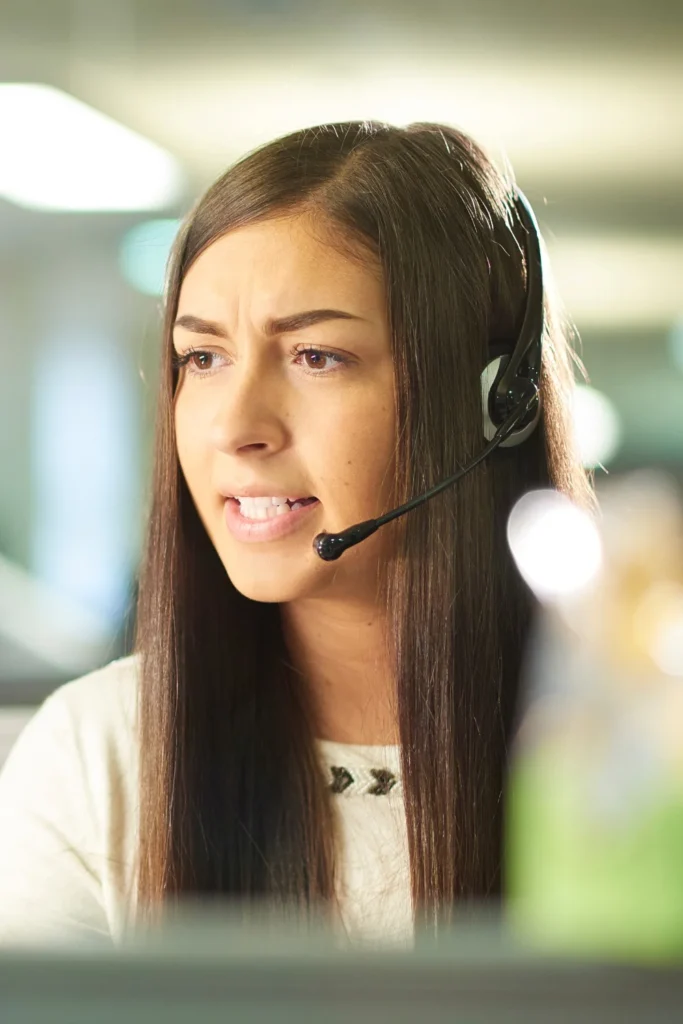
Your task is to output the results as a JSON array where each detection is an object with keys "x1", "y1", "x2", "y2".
[
  {"x1": 547, "y1": 236, "x2": 683, "y2": 329},
  {"x1": 0, "y1": 83, "x2": 185, "y2": 211}
]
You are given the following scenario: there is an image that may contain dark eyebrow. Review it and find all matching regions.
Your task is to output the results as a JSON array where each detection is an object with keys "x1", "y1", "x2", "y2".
[
  {"x1": 172, "y1": 314, "x2": 228, "y2": 338},
  {"x1": 265, "y1": 309, "x2": 365, "y2": 335},
  {"x1": 173, "y1": 309, "x2": 364, "y2": 338}
]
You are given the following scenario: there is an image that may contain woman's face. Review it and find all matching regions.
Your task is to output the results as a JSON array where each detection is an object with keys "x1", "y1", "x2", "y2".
[{"x1": 173, "y1": 214, "x2": 397, "y2": 604}]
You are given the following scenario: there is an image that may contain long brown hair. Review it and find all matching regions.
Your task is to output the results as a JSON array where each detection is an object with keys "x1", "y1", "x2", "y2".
[{"x1": 133, "y1": 121, "x2": 595, "y2": 934}]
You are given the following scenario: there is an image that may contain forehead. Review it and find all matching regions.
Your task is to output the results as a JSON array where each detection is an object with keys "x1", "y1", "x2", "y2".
[{"x1": 177, "y1": 214, "x2": 383, "y2": 319}]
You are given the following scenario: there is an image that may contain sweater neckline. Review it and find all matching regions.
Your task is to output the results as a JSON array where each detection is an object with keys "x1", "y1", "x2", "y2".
[{"x1": 315, "y1": 738, "x2": 401, "y2": 773}]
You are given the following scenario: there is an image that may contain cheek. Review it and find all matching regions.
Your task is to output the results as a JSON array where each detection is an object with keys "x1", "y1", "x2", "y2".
[
  {"x1": 320, "y1": 398, "x2": 396, "y2": 509},
  {"x1": 174, "y1": 395, "x2": 210, "y2": 495}
]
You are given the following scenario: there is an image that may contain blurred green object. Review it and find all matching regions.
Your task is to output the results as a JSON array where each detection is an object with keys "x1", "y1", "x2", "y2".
[
  {"x1": 507, "y1": 748, "x2": 683, "y2": 960},
  {"x1": 505, "y1": 471, "x2": 683, "y2": 963}
]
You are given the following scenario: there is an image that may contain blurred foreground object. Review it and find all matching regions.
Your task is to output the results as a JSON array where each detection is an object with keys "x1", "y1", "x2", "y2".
[
  {"x1": 2, "y1": 901, "x2": 682, "y2": 1024},
  {"x1": 506, "y1": 472, "x2": 683, "y2": 961}
]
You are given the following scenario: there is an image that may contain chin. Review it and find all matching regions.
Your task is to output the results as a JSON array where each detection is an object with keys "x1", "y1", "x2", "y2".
[
  {"x1": 218, "y1": 549, "x2": 327, "y2": 605},
  {"x1": 228, "y1": 576, "x2": 305, "y2": 604}
]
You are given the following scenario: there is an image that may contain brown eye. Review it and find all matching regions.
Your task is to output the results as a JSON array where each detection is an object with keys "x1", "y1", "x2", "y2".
[
  {"x1": 303, "y1": 351, "x2": 328, "y2": 370},
  {"x1": 295, "y1": 347, "x2": 347, "y2": 374},
  {"x1": 171, "y1": 348, "x2": 226, "y2": 377}
]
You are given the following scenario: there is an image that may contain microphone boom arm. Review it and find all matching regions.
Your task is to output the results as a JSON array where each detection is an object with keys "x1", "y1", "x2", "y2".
[{"x1": 313, "y1": 385, "x2": 539, "y2": 561}]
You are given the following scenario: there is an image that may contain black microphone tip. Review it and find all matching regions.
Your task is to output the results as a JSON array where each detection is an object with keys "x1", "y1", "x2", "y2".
[
  {"x1": 313, "y1": 531, "x2": 347, "y2": 561},
  {"x1": 313, "y1": 519, "x2": 380, "y2": 561}
]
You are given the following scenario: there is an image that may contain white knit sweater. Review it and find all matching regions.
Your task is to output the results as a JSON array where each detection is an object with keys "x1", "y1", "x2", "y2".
[{"x1": 0, "y1": 655, "x2": 412, "y2": 949}]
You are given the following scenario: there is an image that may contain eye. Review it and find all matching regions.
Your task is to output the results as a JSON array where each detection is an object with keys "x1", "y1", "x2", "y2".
[
  {"x1": 293, "y1": 347, "x2": 349, "y2": 374},
  {"x1": 171, "y1": 344, "x2": 351, "y2": 378},
  {"x1": 171, "y1": 348, "x2": 224, "y2": 376}
]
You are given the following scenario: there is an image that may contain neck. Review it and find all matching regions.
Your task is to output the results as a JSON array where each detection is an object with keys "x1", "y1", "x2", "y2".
[{"x1": 280, "y1": 597, "x2": 398, "y2": 745}]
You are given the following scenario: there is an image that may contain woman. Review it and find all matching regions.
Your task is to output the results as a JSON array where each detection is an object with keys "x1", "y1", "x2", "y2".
[{"x1": 0, "y1": 120, "x2": 595, "y2": 948}]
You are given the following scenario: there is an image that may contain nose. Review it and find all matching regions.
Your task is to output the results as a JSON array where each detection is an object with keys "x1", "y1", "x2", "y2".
[{"x1": 206, "y1": 356, "x2": 289, "y2": 456}]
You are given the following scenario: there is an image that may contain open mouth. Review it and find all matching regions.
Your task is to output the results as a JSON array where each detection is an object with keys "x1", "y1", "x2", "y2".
[{"x1": 232, "y1": 496, "x2": 319, "y2": 520}]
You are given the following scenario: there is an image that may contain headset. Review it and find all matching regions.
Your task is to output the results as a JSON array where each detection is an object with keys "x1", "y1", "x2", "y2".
[{"x1": 313, "y1": 189, "x2": 544, "y2": 561}]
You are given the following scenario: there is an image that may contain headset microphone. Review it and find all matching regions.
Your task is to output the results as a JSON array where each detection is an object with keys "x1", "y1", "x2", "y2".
[{"x1": 313, "y1": 189, "x2": 545, "y2": 563}]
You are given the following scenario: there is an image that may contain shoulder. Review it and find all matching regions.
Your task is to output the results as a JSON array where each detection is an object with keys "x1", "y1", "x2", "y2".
[
  {"x1": 0, "y1": 653, "x2": 140, "y2": 810},
  {"x1": 44, "y1": 652, "x2": 138, "y2": 737},
  {"x1": 0, "y1": 654, "x2": 141, "y2": 946}
]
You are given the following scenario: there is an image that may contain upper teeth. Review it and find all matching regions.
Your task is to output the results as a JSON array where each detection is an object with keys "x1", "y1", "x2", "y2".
[{"x1": 235, "y1": 496, "x2": 294, "y2": 505}]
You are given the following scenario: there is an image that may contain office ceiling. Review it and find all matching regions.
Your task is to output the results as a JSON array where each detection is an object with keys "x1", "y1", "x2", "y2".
[
  {"x1": 0, "y1": 0, "x2": 681, "y2": 201},
  {"x1": 0, "y1": 0, "x2": 681, "y2": 326}
]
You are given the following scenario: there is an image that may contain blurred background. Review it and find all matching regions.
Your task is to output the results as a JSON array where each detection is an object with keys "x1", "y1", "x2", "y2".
[{"x1": 0, "y1": 0, "x2": 682, "y2": 744}]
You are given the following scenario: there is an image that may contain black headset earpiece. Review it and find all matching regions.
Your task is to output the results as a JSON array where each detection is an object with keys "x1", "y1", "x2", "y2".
[
  {"x1": 481, "y1": 190, "x2": 544, "y2": 449},
  {"x1": 481, "y1": 348, "x2": 542, "y2": 448}
]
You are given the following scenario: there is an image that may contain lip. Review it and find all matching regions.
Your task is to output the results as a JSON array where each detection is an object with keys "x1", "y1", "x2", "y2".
[
  {"x1": 224, "y1": 497, "x2": 321, "y2": 543},
  {"x1": 218, "y1": 485, "x2": 310, "y2": 500}
]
